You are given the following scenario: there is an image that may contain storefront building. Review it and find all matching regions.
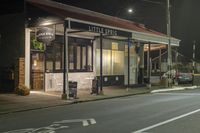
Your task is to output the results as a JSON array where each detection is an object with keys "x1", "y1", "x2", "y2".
[{"x1": 23, "y1": 0, "x2": 180, "y2": 93}]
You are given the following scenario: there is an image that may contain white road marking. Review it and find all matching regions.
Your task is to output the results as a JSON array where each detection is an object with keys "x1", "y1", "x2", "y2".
[
  {"x1": 89, "y1": 118, "x2": 97, "y2": 125},
  {"x1": 54, "y1": 118, "x2": 96, "y2": 126},
  {"x1": 4, "y1": 118, "x2": 96, "y2": 133},
  {"x1": 3, "y1": 128, "x2": 34, "y2": 133},
  {"x1": 132, "y1": 108, "x2": 200, "y2": 133},
  {"x1": 83, "y1": 120, "x2": 89, "y2": 126}
]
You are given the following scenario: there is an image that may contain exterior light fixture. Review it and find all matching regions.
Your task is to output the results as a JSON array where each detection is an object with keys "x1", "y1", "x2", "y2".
[
  {"x1": 33, "y1": 60, "x2": 37, "y2": 67},
  {"x1": 41, "y1": 21, "x2": 53, "y2": 26}
]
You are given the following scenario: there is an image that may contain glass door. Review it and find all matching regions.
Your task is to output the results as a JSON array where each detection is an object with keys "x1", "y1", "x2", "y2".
[{"x1": 31, "y1": 52, "x2": 45, "y2": 90}]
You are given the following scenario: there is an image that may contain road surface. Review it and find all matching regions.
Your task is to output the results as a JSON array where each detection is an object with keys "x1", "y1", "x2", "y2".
[{"x1": 1, "y1": 89, "x2": 200, "y2": 133}]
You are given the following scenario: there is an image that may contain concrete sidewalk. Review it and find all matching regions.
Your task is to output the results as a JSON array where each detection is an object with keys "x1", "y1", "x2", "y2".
[
  {"x1": 0, "y1": 87, "x2": 150, "y2": 115},
  {"x1": 0, "y1": 85, "x2": 198, "y2": 115}
]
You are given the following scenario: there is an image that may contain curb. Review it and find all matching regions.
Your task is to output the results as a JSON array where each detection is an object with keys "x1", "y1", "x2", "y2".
[
  {"x1": 72, "y1": 91, "x2": 151, "y2": 104},
  {"x1": 0, "y1": 90, "x2": 150, "y2": 115},
  {"x1": 151, "y1": 86, "x2": 198, "y2": 93}
]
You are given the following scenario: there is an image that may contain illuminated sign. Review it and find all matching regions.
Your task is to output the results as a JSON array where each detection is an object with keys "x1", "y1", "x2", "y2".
[{"x1": 36, "y1": 27, "x2": 55, "y2": 43}]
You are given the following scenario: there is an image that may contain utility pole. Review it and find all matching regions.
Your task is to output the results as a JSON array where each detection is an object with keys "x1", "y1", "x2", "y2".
[
  {"x1": 193, "y1": 40, "x2": 196, "y2": 74},
  {"x1": 147, "y1": 43, "x2": 151, "y2": 88},
  {"x1": 141, "y1": 0, "x2": 173, "y2": 87},
  {"x1": 166, "y1": 0, "x2": 172, "y2": 87}
]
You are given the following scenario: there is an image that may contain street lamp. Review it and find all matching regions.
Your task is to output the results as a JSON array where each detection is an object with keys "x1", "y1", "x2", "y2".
[{"x1": 128, "y1": 8, "x2": 133, "y2": 13}]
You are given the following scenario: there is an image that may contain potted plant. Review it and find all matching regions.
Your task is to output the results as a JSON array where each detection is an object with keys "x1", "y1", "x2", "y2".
[{"x1": 15, "y1": 84, "x2": 30, "y2": 96}]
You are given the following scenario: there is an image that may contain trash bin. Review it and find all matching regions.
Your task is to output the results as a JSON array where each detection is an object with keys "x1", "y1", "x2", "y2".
[
  {"x1": 69, "y1": 81, "x2": 77, "y2": 98},
  {"x1": 91, "y1": 77, "x2": 99, "y2": 94}
]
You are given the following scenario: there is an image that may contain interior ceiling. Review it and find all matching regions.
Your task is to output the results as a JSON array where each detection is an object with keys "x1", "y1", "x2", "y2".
[{"x1": 144, "y1": 44, "x2": 166, "y2": 51}]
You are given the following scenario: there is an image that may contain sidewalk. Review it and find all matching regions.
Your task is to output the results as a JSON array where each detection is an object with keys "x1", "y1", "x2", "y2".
[
  {"x1": 0, "y1": 87, "x2": 150, "y2": 115},
  {"x1": 151, "y1": 85, "x2": 198, "y2": 93},
  {"x1": 0, "y1": 85, "x2": 198, "y2": 115}
]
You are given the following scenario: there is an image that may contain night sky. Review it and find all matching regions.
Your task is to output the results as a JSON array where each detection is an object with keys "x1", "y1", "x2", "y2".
[
  {"x1": 0, "y1": 0, "x2": 200, "y2": 61},
  {"x1": 53, "y1": 0, "x2": 200, "y2": 61}
]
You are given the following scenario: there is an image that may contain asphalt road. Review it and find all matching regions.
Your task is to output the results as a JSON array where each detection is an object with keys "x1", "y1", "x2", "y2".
[{"x1": 1, "y1": 89, "x2": 200, "y2": 133}]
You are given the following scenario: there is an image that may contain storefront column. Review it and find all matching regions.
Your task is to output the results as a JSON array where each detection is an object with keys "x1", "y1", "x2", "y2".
[
  {"x1": 127, "y1": 38, "x2": 130, "y2": 88},
  {"x1": 159, "y1": 48, "x2": 162, "y2": 80},
  {"x1": 138, "y1": 42, "x2": 144, "y2": 84},
  {"x1": 25, "y1": 28, "x2": 30, "y2": 88},
  {"x1": 62, "y1": 26, "x2": 69, "y2": 99},
  {"x1": 147, "y1": 42, "x2": 151, "y2": 87},
  {"x1": 99, "y1": 33, "x2": 103, "y2": 94}
]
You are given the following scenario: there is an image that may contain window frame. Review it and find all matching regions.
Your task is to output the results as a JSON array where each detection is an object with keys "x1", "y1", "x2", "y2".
[
  {"x1": 45, "y1": 41, "x2": 64, "y2": 73},
  {"x1": 68, "y1": 37, "x2": 93, "y2": 73}
]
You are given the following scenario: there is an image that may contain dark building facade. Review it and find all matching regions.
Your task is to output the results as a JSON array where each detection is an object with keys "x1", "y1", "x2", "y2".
[{"x1": 0, "y1": 1, "x2": 25, "y2": 92}]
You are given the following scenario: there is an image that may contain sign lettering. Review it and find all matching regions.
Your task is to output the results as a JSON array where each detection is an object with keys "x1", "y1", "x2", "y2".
[
  {"x1": 68, "y1": 20, "x2": 131, "y2": 37},
  {"x1": 36, "y1": 27, "x2": 55, "y2": 43}
]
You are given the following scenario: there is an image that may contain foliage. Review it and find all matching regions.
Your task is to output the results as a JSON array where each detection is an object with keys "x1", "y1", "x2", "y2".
[{"x1": 31, "y1": 38, "x2": 44, "y2": 51}]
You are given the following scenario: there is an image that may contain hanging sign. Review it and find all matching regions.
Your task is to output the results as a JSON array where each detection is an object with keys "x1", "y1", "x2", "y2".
[{"x1": 36, "y1": 27, "x2": 55, "y2": 43}]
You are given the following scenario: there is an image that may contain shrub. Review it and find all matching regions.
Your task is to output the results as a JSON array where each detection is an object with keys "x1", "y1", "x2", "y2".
[{"x1": 15, "y1": 84, "x2": 30, "y2": 96}]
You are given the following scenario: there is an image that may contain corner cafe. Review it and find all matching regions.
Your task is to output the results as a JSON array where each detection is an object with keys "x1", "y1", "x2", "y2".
[{"x1": 25, "y1": 0, "x2": 180, "y2": 94}]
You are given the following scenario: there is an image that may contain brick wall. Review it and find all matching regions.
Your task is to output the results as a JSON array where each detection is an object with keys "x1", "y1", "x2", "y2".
[{"x1": 15, "y1": 58, "x2": 25, "y2": 88}]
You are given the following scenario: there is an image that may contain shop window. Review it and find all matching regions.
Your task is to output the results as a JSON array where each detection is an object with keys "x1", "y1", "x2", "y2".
[
  {"x1": 44, "y1": 35, "x2": 93, "y2": 73},
  {"x1": 69, "y1": 45, "x2": 74, "y2": 70},
  {"x1": 68, "y1": 37, "x2": 93, "y2": 72},
  {"x1": 96, "y1": 49, "x2": 112, "y2": 75},
  {"x1": 45, "y1": 45, "x2": 54, "y2": 72},
  {"x1": 82, "y1": 46, "x2": 86, "y2": 69},
  {"x1": 76, "y1": 46, "x2": 81, "y2": 69},
  {"x1": 45, "y1": 42, "x2": 63, "y2": 72},
  {"x1": 96, "y1": 40, "x2": 125, "y2": 76},
  {"x1": 112, "y1": 50, "x2": 124, "y2": 75},
  {"x1": 54, "y1": 43, "x2": 62, "y2": 70},
  {"x1": 112, "y1": 42, "x2": 118, "y2": 50}
]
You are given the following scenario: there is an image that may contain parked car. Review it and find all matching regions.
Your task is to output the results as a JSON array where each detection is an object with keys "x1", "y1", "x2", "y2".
[
  {"x1": 162, "y1": 69, "x2": 193, "y2": 84},
  {"x1": 175, "y1": 72, "x2": 193, "y2": 83}
]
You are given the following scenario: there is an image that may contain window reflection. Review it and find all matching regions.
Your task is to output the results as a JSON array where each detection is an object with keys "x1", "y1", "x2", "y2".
[{"x1": 96, "y1": 39, "x2": 125, "y2": 76}]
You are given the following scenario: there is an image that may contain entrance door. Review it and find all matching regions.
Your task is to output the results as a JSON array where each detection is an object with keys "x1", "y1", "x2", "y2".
[{"x1": 31, "y1": 52, "x2": 45, "y2": 90}]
